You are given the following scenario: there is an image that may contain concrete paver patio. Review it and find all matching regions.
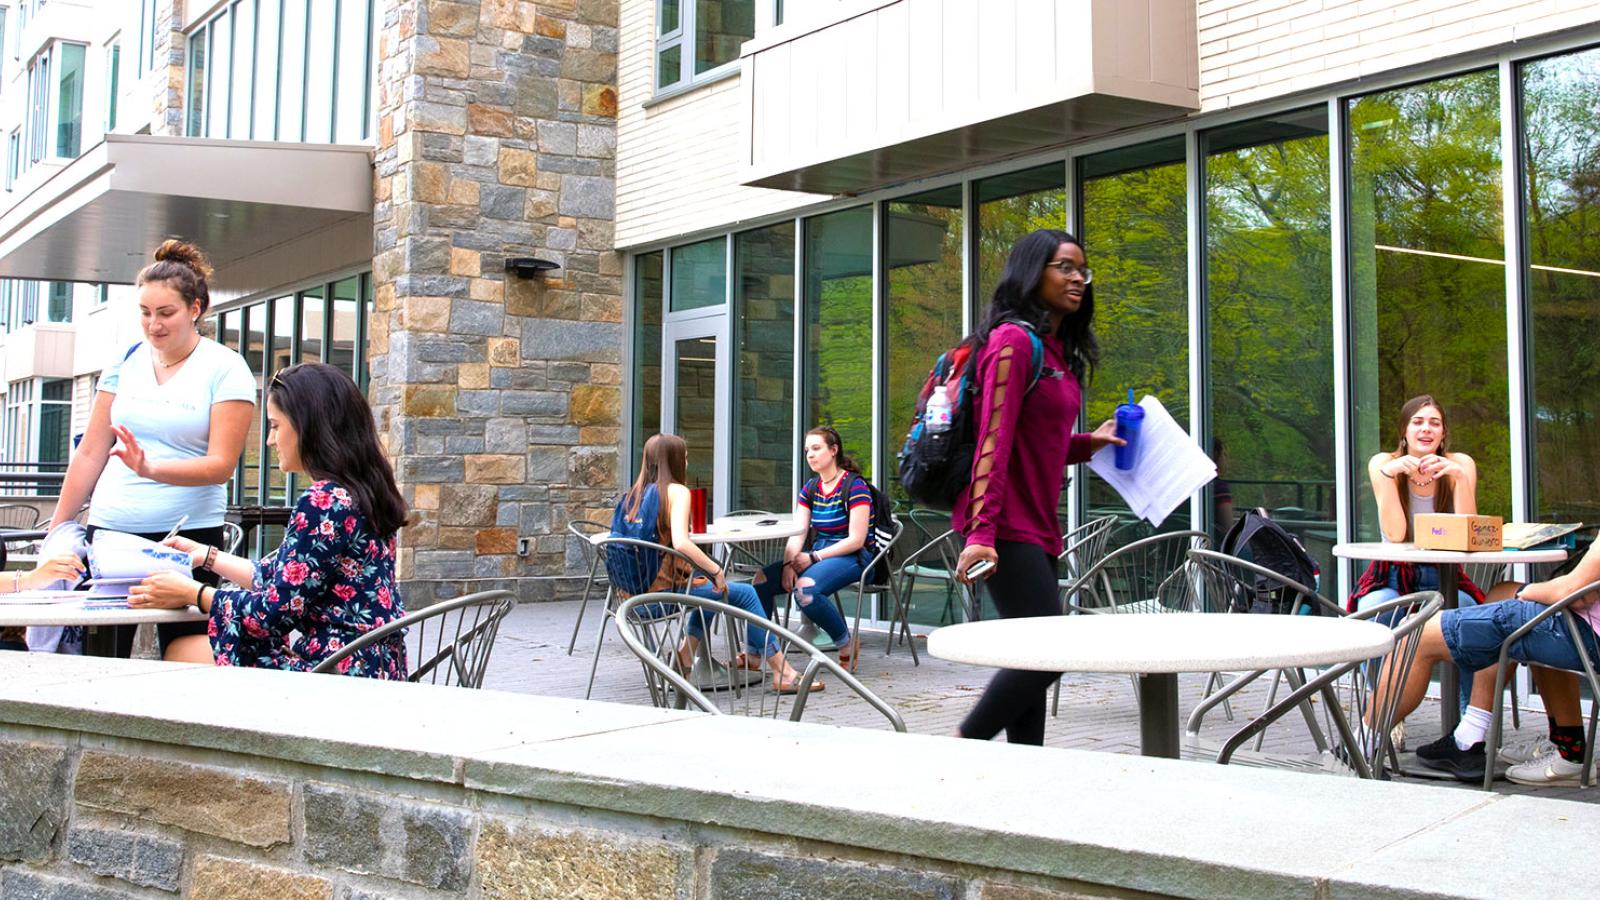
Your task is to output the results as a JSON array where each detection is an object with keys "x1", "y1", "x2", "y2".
[{"x1": 478, "y1": 598, "x2": 1598, "y2": 803}]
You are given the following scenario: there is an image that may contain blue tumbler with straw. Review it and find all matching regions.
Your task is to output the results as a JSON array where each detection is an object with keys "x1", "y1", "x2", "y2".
[{"x1": 1114, "y1": 389, "x2": 1144, "y2": 471}]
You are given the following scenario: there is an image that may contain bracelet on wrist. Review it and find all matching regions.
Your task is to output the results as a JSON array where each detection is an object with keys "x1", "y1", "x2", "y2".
[{"x1": 202, "y1": 545, "x2": 218, "y2": 572}]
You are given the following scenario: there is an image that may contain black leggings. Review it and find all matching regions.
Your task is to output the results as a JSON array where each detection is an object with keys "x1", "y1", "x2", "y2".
[
  {"x1": 958, "y1": 539, "x2": 1062, "y2": 745},
  {"x1": 89, "y1": 524, "x2": 226, "y2": 659}
]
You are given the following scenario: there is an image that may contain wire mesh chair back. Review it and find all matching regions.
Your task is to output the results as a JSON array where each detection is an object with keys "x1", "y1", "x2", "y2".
[
  {"x1": 0, "y1": 504, "x2": 42, "y2": 530},
  {"x1": 596, "y1": 536, "x2": 707, "y2": 596},
  {"x1": 1216, "y1": 591, "x2": 1444, "y2": 779},
  {"x1": 717, "y1": 510, "x2": 789, "y2": 581},
  {"x1": 309, "y1": 589, "x2": 517, "y2": 688},
  {"x1": 614, "y1": 592, "x2": 906, "y2": 731},
  {"x1": 1071, "y1": 531, "x2": 1212, "y2": 614},
  {"x1": 1059, "y1": 514, "x2": 1117, "y2": 582},
  {"x1": 1186, "y1": 549, "x2": 1345, "y2": 616},
  {"x1": 219, "y1": 521, "x2": 245, "y2": 555}
]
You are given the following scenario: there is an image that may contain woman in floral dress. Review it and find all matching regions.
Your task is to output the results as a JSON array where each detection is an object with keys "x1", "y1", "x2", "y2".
[{"x1": 129, "y1": 363, "x2": 410, "y2": 678}]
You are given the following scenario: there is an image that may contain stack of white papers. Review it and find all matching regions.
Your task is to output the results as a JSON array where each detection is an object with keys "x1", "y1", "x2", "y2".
[{"x1": 1087, "y1": 395, "x2": 1217, "y2": 527}]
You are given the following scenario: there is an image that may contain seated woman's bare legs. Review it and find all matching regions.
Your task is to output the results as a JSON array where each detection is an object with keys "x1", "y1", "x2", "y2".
[{"x1": 163, "y1": 633, "x2": 215, "y2": 664}]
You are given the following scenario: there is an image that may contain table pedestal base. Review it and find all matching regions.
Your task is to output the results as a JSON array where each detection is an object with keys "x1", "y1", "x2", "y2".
[
  {"x1": 1138, "y1": 673, "x2": 1181, "y2": 759},
  {"x1": 1439, "y1": 566, "x2": 1460, "y2": 735}
]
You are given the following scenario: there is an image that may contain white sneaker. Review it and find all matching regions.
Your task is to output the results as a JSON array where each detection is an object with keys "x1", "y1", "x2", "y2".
[
  {"x1": 1506, "y1": 748, "x2": 1593, "y2": 787},
  {"x1": 1497, "y1": 735, "x2": 1557, "y2": 765}
]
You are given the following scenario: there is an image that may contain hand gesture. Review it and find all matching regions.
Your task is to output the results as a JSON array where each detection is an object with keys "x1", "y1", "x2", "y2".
[
  {"x1": 164, "y1": 535, "x2": 206, "y2": 568},
  {"x1": 1418, "y1": 454, "x2": 1460, "y2": 481},
  {"x1": 781, "y1": 560, "x2": 798, "y2": 592},
  {"x1": 128, "y1": 571, "x2": 202, "y2": 610},
  {"x1": 711, "y1": 569, "x2": 729, "y2": 596},
  {"x1": 109, "y1": 425, "x2": 151, "y2": 478},
  {"x1": 956, "y1": 543, "x2": 998, "y2": 585},
  {"x1": 1380, "y1": 455, "x2": 1420, "y2": 479},
  {"x1": 20, "y1": 553, "x2": 86, "y2": 590},
  {"x1": 1087, "y1": 419, "x2": 1126, "y2": 454}
]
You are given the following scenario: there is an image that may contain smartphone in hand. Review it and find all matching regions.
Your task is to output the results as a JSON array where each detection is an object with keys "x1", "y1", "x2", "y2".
[{"x1": 966, "y1": 558, "x2": 997, "y2": 580}]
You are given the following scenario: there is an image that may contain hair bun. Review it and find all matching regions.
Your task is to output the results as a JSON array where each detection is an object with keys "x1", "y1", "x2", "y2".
[{"x1": 153, "y1": 239, "x2": 213, "y2": 281}]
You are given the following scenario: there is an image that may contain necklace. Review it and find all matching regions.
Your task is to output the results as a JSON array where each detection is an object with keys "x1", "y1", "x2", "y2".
[
  {"x1": 1408, "y1": 475, "x2": 1434, "y2": 489},
  {"x1": 156, "y1": 336, "x2": 201, "y2": 369},
  {"x1": 818, "y1": 470, "x2": 845, "y2": 493}
]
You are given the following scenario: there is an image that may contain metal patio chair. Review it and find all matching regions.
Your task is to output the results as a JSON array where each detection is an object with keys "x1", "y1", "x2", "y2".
[
  {"x1": 1048, "y1": 515, "x2": 1119, "y2": 717},
  {"x1": 565, "y1": 519, "x2": 613, "y2": 655},
  {"x1": 718, "y1": 510, "x2": 789, "y2": 582},
  {"x1": 1481, "y1": 578, "x2": 1600, "y2": 790},
  {"x1": 310, "y1": 589, "x2": 516, "y2": 689},
  {"x1": 774, "y1": 515, "x2": 906, "y2": 670},
  {"x1": 1067, "y1": 531, "x2": 1213, "y2": 616},
  {"x1": 615, "y1": 592, "x2": 905, "y2": 731},
  {"x1": 0, "y1": 503, "x2": 42, "y2": 530},
  {"x1": 889, "y1": 527, "x2": 968, "y2": 660},
  {"x1": 1216, "y1": 591, "x2": 1444, "y2": 780},
  {"x1": 587, "y1": 536, "x2": 717, "y2": 699},
  {"x1": 1182, "y1": 549, "x2": 1347, "y2": 750},
  {"x1": 219, "y1": 521, "x2": 245, "y2": 555}
]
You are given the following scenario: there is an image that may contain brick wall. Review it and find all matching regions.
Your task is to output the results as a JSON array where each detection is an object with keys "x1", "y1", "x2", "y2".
[
  {"x1": 369, "y1": 0, "x2": 624, "y2": 602},
  {"x1": 1198, "y1": 0, "x2": 1600, "y2": 108}
]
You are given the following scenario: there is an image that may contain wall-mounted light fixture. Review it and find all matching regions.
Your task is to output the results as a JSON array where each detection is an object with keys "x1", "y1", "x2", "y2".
[{"x1": 505, "y1": 257, "x2": 562, "y2": 278}]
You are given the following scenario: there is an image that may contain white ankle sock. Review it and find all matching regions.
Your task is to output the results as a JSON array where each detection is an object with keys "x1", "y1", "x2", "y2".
[{"x1": 1454, "y1": 706, "x2": 1493, "y2": 750}]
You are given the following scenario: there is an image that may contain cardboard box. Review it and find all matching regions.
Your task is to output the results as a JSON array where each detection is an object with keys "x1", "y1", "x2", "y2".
[{"x1": 1414, "y1": 513, "x2": 1503, "y2": 551}]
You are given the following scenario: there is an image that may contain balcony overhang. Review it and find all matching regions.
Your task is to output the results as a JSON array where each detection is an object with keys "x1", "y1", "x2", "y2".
[
  {"x1": 741, "y1": 0, "x2": 1200, "y2": 196},
  {"x1": 0, "y1": 134, "x2": 372, "y2": 284}
]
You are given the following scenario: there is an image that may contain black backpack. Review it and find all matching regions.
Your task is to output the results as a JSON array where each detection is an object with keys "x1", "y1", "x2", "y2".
[
  {"x1": 895, "y1": 324, "x2": 1044, "y2": 509},
  {"x1": 1220, "y1": 508, "x2": 1323, "y2": 615},
  {"x1": 802, "y1": 474, "x2": 896, "y2": 585}
]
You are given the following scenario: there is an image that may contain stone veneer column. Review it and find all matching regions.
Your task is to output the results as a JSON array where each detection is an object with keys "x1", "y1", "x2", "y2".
[
  {"x1": 148, "y1": 1, "x2": 188, "y2": 136},
  {"x1": 371, "y1": 0, "x2": 622, "y2": 603}
]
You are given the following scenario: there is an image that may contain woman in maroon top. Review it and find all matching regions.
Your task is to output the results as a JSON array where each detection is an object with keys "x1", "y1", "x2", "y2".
[{"x1": 954, "y1": 229, "x2": 1123, "y2": 745}]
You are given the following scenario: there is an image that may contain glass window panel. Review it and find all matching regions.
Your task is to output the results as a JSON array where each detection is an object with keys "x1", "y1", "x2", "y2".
[
  {"x1": 1347, "y1": 70, "x2": 1508, "y2": 540},
  {"x1": 1523, "y1": 48, "x2": 1600, "y2": 523},
  {"x1": 302, "y1": 283, "x2": 329, "y2": 367},
  {"x1": 241, "y1": 303, "x2": 266, "y2": 504},
  {"x1": 253, "y1": 0, "x2": 279, "y2": 139},
  {"x1": 329, "y1": 285, "x2": 357, "y2": 374},
  {"x1": 669, "y1": 237, "x2": 726, "y2": 311},
  {"x1": 660, "y1": 0, "x2": 681, "y2": 34},
  {"x1": 206, "y1": 13, "x2": 232, "y2": 138},
  {"x1": 186, "y1": 26, "x2": 206, "y2": 135},
  {"x1": 694, "y1": 0, "x2": 754, "y2": 75},
  {"x1": 106, "y1": 43, "x2": 120, "y2": 132},
  {"x1": 975, "y1": 164, "x2": 1066, "y2": 311},
  {"x1": 265, "y1": 295, "x2": 294, "y2": 505},
  {"x1": 278, "y1": 0, "x2": 307, "y2": 141},
  {"x1": 732, "y1": 222, "x2": 795, "y2": 513},
  {"x1": 304, "y1": 0, "x2": 336, "y2": 142},
  {"x1": 46, "y1": 282, "x2": 71, "y2": 323},
  {"x1": 55, "y1": 43, "x2": 85, "y2": 158},
  {"x1": 334, "y1": 0, "x2": 371, "y2": 142},
  {"x1": 229, "y1": 0, "x2": 254, "y2": 139},
  {"x1": 675, "y1": 336, "x2": 718, "y2": 505},
  {"x1": 631, "y1": 252, "x2": 664, "y2": 473},
  {"x1": 886, "y1": 185, "x2": 965, "y2": 625},
  {"x1": 1081, "y1": 137, "x2": 1190, "y2": 544},
  {"x1": 1205, "y1": 110, "x2": 1334, "y2": 575},
  {"x1": 656, "y1": 43, "x2": 680, "y2": 89},
  {"x1": 803, "y1": 206, "x2": 873, "y2": 478}
]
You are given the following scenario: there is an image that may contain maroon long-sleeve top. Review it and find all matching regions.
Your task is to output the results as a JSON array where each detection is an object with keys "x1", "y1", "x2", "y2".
[{"x1": 952, "y1": 322, "x2": 1095, "y2": 556}]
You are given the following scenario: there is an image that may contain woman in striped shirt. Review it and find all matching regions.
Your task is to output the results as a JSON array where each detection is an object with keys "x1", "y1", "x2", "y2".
[{"x1": 753, "y1": 426, "x2": 875, "y2": 671}]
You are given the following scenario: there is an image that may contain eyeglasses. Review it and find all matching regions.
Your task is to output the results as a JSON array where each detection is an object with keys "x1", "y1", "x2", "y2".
[{"x1": 1044, "y1": 261, "x2": 1093, "y2": 283}]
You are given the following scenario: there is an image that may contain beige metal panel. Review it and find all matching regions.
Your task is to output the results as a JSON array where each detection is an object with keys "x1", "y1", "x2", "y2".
[
  {"x1": 740, "y1": 0, "x2": 1199, "y2": 195},
  {"x1": 4, "y1": 326, "x2": 76, "y2": 382}
]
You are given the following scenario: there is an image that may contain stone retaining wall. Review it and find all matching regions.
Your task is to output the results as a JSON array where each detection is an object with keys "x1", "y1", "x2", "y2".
[{"x1": 3, "y1": 654, "x2": 1598, "y2": 899}]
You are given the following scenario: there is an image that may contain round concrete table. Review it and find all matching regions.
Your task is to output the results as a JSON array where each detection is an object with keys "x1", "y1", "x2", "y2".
[
  {"x1": 0, "y1": 600, "x2": 205, "y2": 628},
  {"x1": 1333, "y1": 542, "x2": 1566, "y2": 734},
  {"x1": 928, "y1": 614, "x2": 1394, "y2": 758},
  {"x1": 586, "y1": 514, "x2": 806, "y2": 547}
]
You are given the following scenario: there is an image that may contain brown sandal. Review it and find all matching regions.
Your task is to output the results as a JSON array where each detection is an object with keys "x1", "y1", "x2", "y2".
[
  {"x1": 774, "y1": 674, "x2": 825, "y2": 695},
  {"x1": 731, "y1": 652, "x2": 764, "y2": 672},
  {"x1": 836, "y1": 635, "x2": 861, "y2": 673}
]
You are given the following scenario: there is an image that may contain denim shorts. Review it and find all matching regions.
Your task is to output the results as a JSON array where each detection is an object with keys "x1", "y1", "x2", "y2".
[{"x1": 1441, "y1": 599, "x2": 1600, "y2": 674}]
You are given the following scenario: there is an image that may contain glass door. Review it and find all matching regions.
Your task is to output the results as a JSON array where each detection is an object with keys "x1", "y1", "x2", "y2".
[{"x1": 662, "y1": 318, "x2": 727, "y2": 516}]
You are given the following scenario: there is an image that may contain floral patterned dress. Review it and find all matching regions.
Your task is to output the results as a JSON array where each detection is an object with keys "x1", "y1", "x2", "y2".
[{"x1": 209, "y1": 480, "x2": 407, "y2": 678}]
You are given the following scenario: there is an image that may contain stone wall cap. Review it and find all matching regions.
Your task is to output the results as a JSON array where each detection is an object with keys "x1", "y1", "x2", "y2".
[{"x1": 4, "y1": 654, "x2": 1599, "y2": 899}]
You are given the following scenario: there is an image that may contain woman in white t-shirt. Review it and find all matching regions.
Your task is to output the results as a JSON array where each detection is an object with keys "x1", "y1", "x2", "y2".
[{"x1": 48, "y1": 240, "x2": 257, "y2": 664}]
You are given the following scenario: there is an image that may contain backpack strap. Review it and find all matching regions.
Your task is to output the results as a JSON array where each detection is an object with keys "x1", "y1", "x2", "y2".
[{"x1": 123, "y1": 341, "x2": 142, "y2": 362}]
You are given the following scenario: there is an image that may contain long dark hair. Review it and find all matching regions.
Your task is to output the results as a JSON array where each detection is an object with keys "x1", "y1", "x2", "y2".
[
  {"x1": 807, "y1": 426, "x2": 862, "y2": 478},
  {"x1": 1392, "y1": 394, "x2": 1454, "y2": 540},
  {"x1": 625, "y1": 433, "x2": 687, "y2": 539},
  {"x1": 269, "y1": 363, "x2": 409, "y2": 539},
  {"x1": 975, "y1": 229, "x2": 1099, "y2": 382}
]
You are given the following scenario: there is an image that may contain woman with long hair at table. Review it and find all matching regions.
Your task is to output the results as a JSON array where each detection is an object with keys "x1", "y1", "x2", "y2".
[
  {"x1": 952, "y1": 229, "x2": 1123, "y2": 745},
  {"x1": 617, "y1": 433, "x2": 815, "y2": 693},
  {"x1": 47, "y1": 240, "x2": 255, "y2": 663},
  {"x1": 128, "y1": 363, "x2": 409, "y2": 678}
]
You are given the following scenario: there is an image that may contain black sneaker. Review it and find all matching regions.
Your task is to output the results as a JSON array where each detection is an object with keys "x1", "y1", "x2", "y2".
[
  {"x1": 1414, "y1": 733, "x2": 1458, "y2": 763},
  {"x1": 1415, "y1": 740, "x2": 1487, "y2": 781}
]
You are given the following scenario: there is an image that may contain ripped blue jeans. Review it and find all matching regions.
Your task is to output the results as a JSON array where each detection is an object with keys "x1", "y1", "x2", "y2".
[{"x1": 752, "y1": 535, "x2": 870, "y2": 646}]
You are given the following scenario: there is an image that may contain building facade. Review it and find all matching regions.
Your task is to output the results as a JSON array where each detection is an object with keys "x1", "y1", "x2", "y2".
[{"x1": 0, "y1": 0, "x2": 1596, "y2": 615}]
